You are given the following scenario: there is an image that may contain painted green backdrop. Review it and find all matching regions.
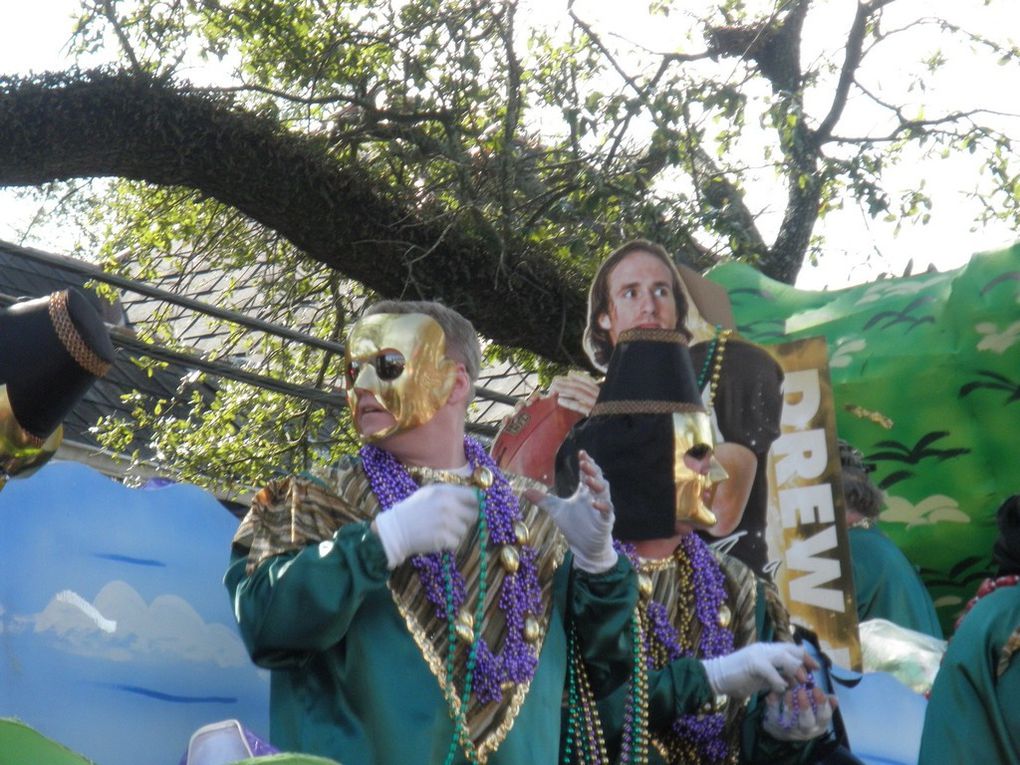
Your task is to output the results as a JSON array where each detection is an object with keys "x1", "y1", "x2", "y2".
[{"x1": 706, "y1": 245, "x2": 1020, "y2": 634}]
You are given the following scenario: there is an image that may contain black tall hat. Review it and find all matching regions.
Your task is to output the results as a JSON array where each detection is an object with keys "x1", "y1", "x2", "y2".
[
  {"x1": 0, "y1": 288, "x2": 116, "y2": 439},
  {"x1": 555, "y1": 328, "x2": 717, "y2": 541}
]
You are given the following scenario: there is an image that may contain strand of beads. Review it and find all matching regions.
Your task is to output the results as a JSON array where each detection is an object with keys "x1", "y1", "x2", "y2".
[
  {"x1": 442, "y1": 488, "x2": 489, "y2": 764},
  {"x1": 614, "y1": 538, "x2": 735, "y2": 764},
  {"x1": 955, "y1": 574, "x2": 1020, "y2": 631},
  {"x1": 617, "y1": 611, "x2": 650, "y2": 764},
  {"x1": 696, "y1": 325, "x2": 732, "y2": 408},
  {"x1": 779, "y1": 673, "x2": 818, "y2": 733},
  {"x1": 360, "y1": 437, "x2": 542, "y2": 708},
  {"x1": 562, "y1": 625, "x2": 610, "y2": 765}
]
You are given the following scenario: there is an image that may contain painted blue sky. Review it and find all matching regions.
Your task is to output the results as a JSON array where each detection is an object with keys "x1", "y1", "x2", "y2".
[{"x1": 0, "y1": 462, "x2": 269, "y2": 765}]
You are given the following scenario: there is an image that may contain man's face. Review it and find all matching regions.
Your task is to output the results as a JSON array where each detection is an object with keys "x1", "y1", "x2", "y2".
[
  {"x1": 345, "y1": 313, "x2": 458, "y2": 443},
  {"x1": 598, "y1": 251, "x2": 679, "y2": 346}
]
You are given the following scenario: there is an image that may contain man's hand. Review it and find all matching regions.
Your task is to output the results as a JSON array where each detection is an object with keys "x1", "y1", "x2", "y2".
[
  {"x1": 372, "y1": 483, "x2": 478, "y2": 569},
  {"x1": 523, "y1": 450, "x2": 617, "y2": 574},
  {"x1": 762, "y1": 686, "x2": 837, "y2": 741},
  {"x1": 702, "y1": 643, "x2": 817, "y2": 699},
  {"x1": 547, "y1": 371, "x2": 600, "y2": 417}
]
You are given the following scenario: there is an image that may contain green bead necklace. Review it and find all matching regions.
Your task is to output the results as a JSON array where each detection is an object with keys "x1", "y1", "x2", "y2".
[{"x1": 442, "y1": 487, "x2": 489, "y2": 765}]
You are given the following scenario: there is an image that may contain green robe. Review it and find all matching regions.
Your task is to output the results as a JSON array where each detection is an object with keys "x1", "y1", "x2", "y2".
[
  {"x1": 848, "y1": 524, "x2": 943, "y2": 638},
  {"x1": 595, "y1": 549, "x2": 825, "y2": 765},
  {"x1": 918, "y1": 584, "x2": 1020, "y2": 764},
  {"x1": 225, "y1": 457, "x2": 636, "y2": 765}
]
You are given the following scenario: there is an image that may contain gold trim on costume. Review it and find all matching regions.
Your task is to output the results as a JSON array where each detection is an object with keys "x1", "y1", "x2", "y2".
[
  {"x1": 638, "y1": 548, "x2": 758, "y2": 765},
  {"x1": 998, "y1": 626, "x2": 1020, "y2": 679},
  {"x1": 616, "y1": 328, "x2": 689, "y2": 345},
  {"x1": 233, "y1": 459, "x2": 565, "y2": 764},
  {"x1": 47, "y1": 290, "x2": 112, "y2": 378},
  {"x1": 591, "y1": 400, "x2": 705, "y2": 416}
]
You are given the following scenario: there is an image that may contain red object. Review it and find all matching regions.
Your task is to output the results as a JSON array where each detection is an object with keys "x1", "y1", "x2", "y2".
[{"x1": 491, "y1": 394, "x2": 583, "y2": 487}]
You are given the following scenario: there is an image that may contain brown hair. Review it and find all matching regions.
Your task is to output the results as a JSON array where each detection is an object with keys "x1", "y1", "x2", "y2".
[
  {"x1": 363, "y1": 300, "x2": 481, "y2": 384},
  {"x1": 841, "y1": 467, "x2": 885, "y2": 519},
  {"x1": 582, "y1": 240, "x2": 691, "y2": 369}
]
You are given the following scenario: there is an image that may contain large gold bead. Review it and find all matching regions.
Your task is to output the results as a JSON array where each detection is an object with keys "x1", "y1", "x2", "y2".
[
  {"x1": 472, "y1": 465, "x2": 494, "y2": 489},
  {"x1": 513, "y1": 520, "x2": 529, "y2": 545},
  {"x1": 455, "y1": 610, "x2": 475, "y2": 643},
  {"x1": 717, "y1": 604, "x2": 732, "y2": 628},
  {"x1": 500, "y1": 545, "x2": 520, "y2": 573},
  {"x1": 637, "y1": 573, "x2": 654, "y2": 599},
  {"x1": 524, "y1": 616, "x2": 541, "y2": 643}
]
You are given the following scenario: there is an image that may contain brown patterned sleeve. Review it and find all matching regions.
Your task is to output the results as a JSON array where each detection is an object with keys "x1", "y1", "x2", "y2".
[{"x1": 233, "y1": 471, "x2": 366, "y2": 576}]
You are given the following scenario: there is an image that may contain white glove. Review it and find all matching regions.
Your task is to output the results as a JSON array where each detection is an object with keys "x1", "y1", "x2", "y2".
[
  {"x1": 702, "y1": 643, "x2": 810, "y2": 699},
  {"x1": 373, "y1": 483, "x2": 478, "y2": 569},
  {"x1": 524, "y1": 450, "x2": 617, "y2": 574},
  {"x1": 762, "y1": 686, "x2": 835, "y2": 741}
]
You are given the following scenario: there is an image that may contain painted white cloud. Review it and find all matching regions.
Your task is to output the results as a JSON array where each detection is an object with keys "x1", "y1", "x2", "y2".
[
  {"x1": 29, "y1": 580, "x2": 249, "y2": 668},
  {"x1": 975, "y1": 320, "x2": 1020, "y2": 354},
  {"x1": 880, "y1": 494, "x2": 970, "y2": 528},
  {"x1": 829, "y1": 337, "x2": 866, "y2": 369}
]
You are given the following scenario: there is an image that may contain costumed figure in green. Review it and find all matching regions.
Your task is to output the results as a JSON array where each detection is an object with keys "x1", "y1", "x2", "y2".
[
  {"x1": 838, "y1": 440, "x2": 943, "y2": 639},
  {"x1": 555, "y1": 328, "x2": 837, "y2": 765},
  {"x1": 226, "y1": 300, "x2": 637, "y2": 765},
  {"x1": 918, "y1": 494, "x2": 1020, "y2": 764}
]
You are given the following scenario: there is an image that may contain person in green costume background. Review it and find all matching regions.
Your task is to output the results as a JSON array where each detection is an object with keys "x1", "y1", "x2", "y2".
[
  {"x1": 839, "y1": 440, "x2": 943, "y2": 639},
  {"x1": 918, "y1": 493, "x2": 1020, "y2": 764},
  {"x1": 226, "y1": 300, "x2": 637, "y2": 765},
  {"x1": 555, "y1": 328, "x2": 837, "y2": 765}
]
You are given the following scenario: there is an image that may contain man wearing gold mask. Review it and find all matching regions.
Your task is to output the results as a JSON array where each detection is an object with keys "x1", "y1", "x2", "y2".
[
  {"x1": 226, "y1": 300, "x2": 639, "y2": 765},
  {"x1": 555, "y1": 328, "x2": 837, "y2": 765}
]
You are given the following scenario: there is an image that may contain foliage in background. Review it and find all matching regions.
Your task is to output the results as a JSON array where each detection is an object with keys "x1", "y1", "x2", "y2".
[{"x1": 2, "y1": 0, "x2": 1019, "y2": 485}]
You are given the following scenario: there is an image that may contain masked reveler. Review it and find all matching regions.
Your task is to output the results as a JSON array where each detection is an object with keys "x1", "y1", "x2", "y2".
[
  {"x1": 555, "y1": 328, "x2": 837, "y2": 765},
  {"x1": 226, "y1": 300, "x2": 642, "y2": 765},
  {"x1": 1, "y1": 288, "x2": 114, "y2": 490}
]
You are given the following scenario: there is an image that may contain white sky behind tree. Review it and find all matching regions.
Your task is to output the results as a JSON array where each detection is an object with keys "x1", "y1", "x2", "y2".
[{"x1": 1, "y1": 0, "x2": 1017, "y2": 291}]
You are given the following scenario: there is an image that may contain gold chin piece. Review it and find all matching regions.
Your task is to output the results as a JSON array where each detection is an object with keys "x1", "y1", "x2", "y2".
[
  {"x1": 345, "y1": 313, "x2": 458, "y2": 443},
  {"x1": 0, "y1": 386, "x2": 63, "y2": 486},
  {"x1": 672, "y1": 410, "x2": 719, "y2": 529}
]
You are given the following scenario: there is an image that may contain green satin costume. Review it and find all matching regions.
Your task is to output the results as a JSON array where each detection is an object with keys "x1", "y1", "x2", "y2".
[
  {"x1": 848, "y1": 524, "x2": 943, "y2": 638},
  {"x1": 225, "y1": 456, "x2": 636, "y2": 765},
  {"x1": 918, "y1": 584, "x2": 1020, "y2": 764},
  {"x1": 595, "y1": 549, "x2": 826, "y2": 765}
]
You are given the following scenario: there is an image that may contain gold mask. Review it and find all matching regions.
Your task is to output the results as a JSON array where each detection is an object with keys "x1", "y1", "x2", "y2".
[
  {"x1": 0, "y1": 385, "x2": 62, "y2": 490},
  {"x1": 345, "y1": 313, "x2": 458, "y2": 443},
  {"x1": 672, "y1": 410, "x2": 727, "y2": 528}
]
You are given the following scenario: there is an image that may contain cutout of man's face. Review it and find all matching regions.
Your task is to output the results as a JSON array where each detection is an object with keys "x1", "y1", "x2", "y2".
[
  {"x1": 345, "y1": 313, "x2": 458, "y2": 443},
  {"x1": 598, "y1": 251, "x2": 680, "y2": 345}
]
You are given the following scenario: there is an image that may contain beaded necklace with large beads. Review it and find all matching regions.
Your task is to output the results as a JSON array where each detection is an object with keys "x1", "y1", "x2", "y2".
[{"x1": 359, "y1": 437, "x2": 544, "y2": 713}]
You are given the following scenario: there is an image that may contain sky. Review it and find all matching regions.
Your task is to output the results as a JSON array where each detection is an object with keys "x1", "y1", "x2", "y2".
[{"x1": 1, "y1": 0, "x2": 1017, "y2": 291}]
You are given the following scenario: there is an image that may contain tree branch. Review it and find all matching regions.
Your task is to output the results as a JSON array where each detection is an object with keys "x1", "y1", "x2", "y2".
[{"x1": 0, "y1": 70, "x2": 591, "y2": 366}]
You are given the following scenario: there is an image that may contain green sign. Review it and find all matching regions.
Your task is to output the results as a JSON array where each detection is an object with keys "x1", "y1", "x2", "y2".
[{"x1": 707, "y1": 245, "x2": 1020, "y2": 634}]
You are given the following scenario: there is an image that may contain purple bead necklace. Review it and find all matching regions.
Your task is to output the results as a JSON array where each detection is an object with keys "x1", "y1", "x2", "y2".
[
  {"x1": 616, "y1": 533, "x2": 735, "y2": 764},
  {"x1": 360, "y1": 436, "x2": 543, "y2": 706}
]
